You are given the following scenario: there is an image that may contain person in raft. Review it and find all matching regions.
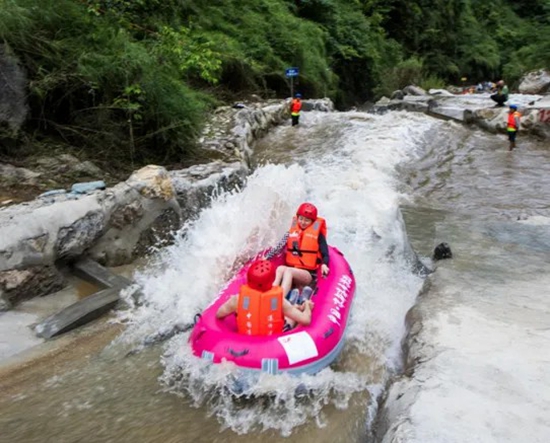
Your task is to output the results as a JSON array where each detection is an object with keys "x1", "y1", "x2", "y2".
[
  {"x1": 216, "y1": 259, "x2": 314, "y2": 335},
  {"x1": 265, "y1": 202, "x2": 330, "y2": 299}
]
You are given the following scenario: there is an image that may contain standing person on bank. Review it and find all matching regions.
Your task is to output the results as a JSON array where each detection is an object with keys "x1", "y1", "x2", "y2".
[
  {"x1": 290, "y1": 93, "x2": 303, "y2": 126},
  {"x1": 491, "y1": 80, "x2": 509, "y2": 107},
  {"x1": 507, "y1": 104, "x2": 521, "y2": 151}
]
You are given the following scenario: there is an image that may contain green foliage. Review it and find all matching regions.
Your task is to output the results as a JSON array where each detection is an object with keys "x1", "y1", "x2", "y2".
[
  {"x1": 153, "y1": 26, "x2": 223, "y2": 84},
  {"x1": 420, "y1": 75, "x2": 447, "y2": 91},
  {"x1": 1, "y1": 0, "x2": 550, "y2": 169}
]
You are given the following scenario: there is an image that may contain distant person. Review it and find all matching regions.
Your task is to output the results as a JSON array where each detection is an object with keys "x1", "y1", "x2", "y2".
[
  {"x1": 490, "y1": 80, "x2": 509, "y2": 107},
  {"x1": 507, "y1": 104, "x2": 521, "y2": 151},
  {"x1": 216, "y1": 260, "x2": 314, "y2": 335},
  {"x1": 290, "y1": 93, "x2": 303, "y2": 126}
]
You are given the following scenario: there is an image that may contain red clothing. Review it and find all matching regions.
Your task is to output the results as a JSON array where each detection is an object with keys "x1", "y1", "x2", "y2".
[
  {"x1": 507, "y1": 111, "x2": 520, "y2": 131},
  {"x1": 290, "y1": 98, "x2": 302, "y2": 115},
  {"x1": 236, "y1": 285, "x2": 284, "y2": 335},
  {"x1": 285, "y1": 217, "x2": 327, "y2": 270}
]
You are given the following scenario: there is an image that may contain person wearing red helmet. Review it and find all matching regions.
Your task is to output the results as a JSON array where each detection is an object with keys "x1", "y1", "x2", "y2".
[
  {"x1": 265, "y1": 202, "x2": 330, "y2": 299},
  {"x1": 216, "y1": 260, "x2": 314, "y2": 335}
]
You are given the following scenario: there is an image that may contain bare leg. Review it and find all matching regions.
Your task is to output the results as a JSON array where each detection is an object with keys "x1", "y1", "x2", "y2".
[
  {"x1": 280, "y1": 267, "x2": 313, "y2": 298},
  {"x1": 282, "y1": 269, "x2": 313, "y2": 329},
  {"x1": 273, "y1": 265, "x2": 287, "y2": 286}
]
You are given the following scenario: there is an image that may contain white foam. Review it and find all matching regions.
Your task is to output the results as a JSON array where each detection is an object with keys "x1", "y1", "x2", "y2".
[{"x1": 117, "y1": 110, "x2": 441, "y2": 434}]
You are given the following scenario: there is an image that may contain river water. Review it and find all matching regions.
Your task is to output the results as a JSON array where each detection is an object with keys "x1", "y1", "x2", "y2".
[{"x1": 1, "y1": 102, "x2": 549, "y2": 442}]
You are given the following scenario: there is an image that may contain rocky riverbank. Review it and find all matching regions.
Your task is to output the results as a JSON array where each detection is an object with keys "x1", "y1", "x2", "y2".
[
  {"x1": 0, "y1": 98, "x2": 334, "y2": 314},
  {"x1": 373, "y1": 70, "x2": 550, "y2": 140}
]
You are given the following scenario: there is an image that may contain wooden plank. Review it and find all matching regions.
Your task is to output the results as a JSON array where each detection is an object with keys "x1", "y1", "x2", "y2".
[
  {"x1": 34, "y1": 258, "x2": 133, "y2": 339},
  {"x1": 35, "y1": 287, "x2": 122, "y2": 339},
  {"x1": 72, "y1": 257, "x2": 131, "y2": 288}
]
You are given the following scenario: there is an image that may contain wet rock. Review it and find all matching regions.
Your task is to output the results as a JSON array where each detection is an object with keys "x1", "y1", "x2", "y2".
[
  {"x1": 0, "y1": 165, "x2": 184, "y2": 305},
  {"x1": 56, "y1": 211, "x2": 106, "y2": 258},
  {"x1": 403, "y1": 85, "x2": 428, "y2": 96},
  {"x1": 433, "y1": 242, "x2": 453, "y2": 260},
  {"x1": 300, "y1": 99, "x2": 335, "y2": 112},
  {"x1": 88, "y1": 168, "x2": 182, "y2": 266},
  {"x1": 468, "y1": 100, "x2": 550, "y2": 139},
  {"x1": 376, "y1": 96, "x2": 392, "y2": 106},
  {"x1": 133, "y1": 207, "x2": 181, "y2": 259},
  {"x1": 518, "y1": 69, "x2": 550, "y2": 95},
  {"x1": 109, "y1": 201, "x2": 145, "y2": 230},
  {"x1": 390, "y1": 90, "x2": 404, "y2": 100},
  {"x1": 429, "y1": 89, "x2": 454, "y2": 96},
  {"x1": 428, "y1": 105, "x2": 466, "y2": 122},
  {"x1": 169, "y1": 161, "x2": 248, "y2": 221},
  {"x1": 0, "y1": 265, "x2": 64, "y2": 309}
]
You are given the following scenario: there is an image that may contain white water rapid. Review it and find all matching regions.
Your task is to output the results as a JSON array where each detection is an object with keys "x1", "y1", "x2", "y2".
[{"x1": 2, "y1": 104, "x2": 549, "y2": 443}]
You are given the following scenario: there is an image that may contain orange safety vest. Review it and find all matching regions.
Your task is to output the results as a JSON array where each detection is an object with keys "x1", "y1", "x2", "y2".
[
  {"x1": 290, "y1": 99, "x2": 302, "y2": 116},
  {"x1": 236, "y1": 285, "x2": 284, "y2": 336},
  {"x1": 285, "y1": 217, "x2": 327, "y2": 270},
  {"x1": 507, "y1": 111, "x2": 521, "y2": 131}
]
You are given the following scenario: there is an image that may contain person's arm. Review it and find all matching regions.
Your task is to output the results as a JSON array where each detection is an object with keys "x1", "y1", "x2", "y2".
[
  {"x1": 515, "y1": 115, "x2": 520, "y2": 130},
  {"x1": 216, "y1": 295, "x2": 238, "y2": 319},
  {"x1": 264, "y1": 232, "x2": 289, "y2": 260},
  {"x1": 318, "y1": 233, "x2": 330, "y2": 276},
  {"x1": 283, "y1": 299, "x2": 314, "y2": 326},
  {"x1": 318, "y1": 233, "x2": 329, "y2": 266}
]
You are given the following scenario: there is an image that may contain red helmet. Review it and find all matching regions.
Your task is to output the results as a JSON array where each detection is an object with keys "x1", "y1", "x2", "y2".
[
  {"x1": 296, "y1": 202, "x2": 317, "y2": 221},
  {"x1": 247, "y1": 260, "x2": 275, "y2": 291}
]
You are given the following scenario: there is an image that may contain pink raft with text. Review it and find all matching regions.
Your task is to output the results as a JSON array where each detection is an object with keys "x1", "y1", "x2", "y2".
[{"x1": 189, "y1": 246, "x2": 356, "y2": 375}]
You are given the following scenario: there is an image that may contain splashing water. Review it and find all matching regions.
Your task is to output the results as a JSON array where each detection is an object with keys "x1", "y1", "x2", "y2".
[{"x1": 116, "y1": 110, "x2": 442, "y2": 434}]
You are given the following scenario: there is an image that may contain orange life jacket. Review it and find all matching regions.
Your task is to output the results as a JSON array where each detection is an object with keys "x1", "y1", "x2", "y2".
[
  {"x1": 290, "y1": 99, "x2": 302, "y2": 115},
  {"x1": 507, "y1": 111, "x2": 520, "y2": 131},
  {"x1": 236, "y1": 285, "x2": 284, "y2": 336},
  {"x1": 285, "y1": 217, "x2": 327, "y2": 270}
]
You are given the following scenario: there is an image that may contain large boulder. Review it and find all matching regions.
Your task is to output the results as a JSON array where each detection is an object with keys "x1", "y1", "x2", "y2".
[
  {"x1": 467, "y1": 96, "x2": 550, "y2": 139},
  {"x1": 300, "y1": 98, "x2": 335, "y2": 112},
  {"x1": 88, "y1": 165, "x2": 182, "y2": 265},
  {"x1": 519, "y1": 69, "x2": 550, "y2": 94},
  {"x1": 0, "y1": 165, "x2": 182, "y2": 308},
  {"x1": 169, "y1": 161, "x2": 248, "y2": 221}
]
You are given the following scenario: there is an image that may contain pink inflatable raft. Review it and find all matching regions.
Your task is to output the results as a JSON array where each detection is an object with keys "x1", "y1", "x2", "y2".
[{"x1": 189, "y1": 246, "x2": 356, "y2": 376}]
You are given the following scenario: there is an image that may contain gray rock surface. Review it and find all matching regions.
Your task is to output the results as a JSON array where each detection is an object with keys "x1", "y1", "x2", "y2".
[{"x1": 518, "y1": 69, "x2": 550, "y2": 94}]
